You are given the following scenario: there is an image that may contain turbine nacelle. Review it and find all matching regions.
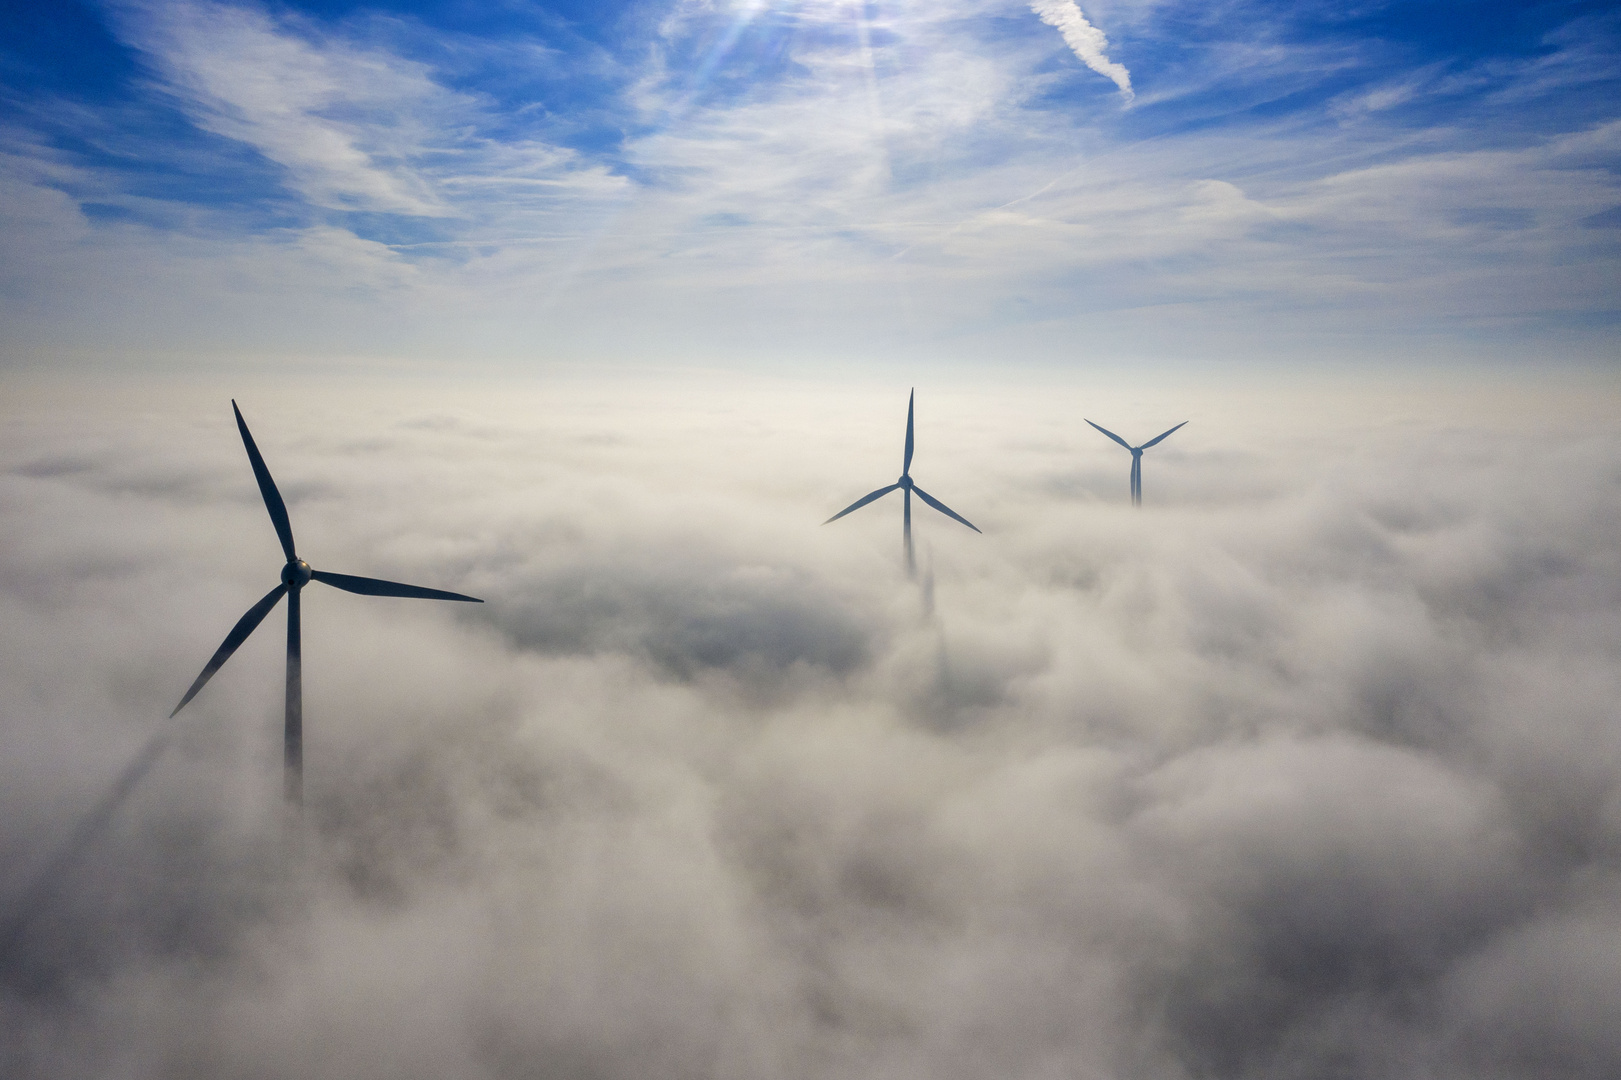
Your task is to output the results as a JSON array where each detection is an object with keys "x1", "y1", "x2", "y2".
[{"x1": 281, "y1": 560, "x2": 312, "y2": 589}]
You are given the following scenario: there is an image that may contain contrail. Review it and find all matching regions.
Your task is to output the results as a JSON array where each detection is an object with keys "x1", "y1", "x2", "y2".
[{"x1": 1030, "y1": 1, "x2": 1133, "y2": 101}]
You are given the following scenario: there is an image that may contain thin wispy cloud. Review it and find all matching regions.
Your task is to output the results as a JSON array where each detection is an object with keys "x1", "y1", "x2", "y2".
[
  {"x1": 110, "y1": 0, "x2": 453, "y2": 216},
  {"x1": 0, "y1": 0, "x2": 1616, "y2": 366},
  {"x1": 104, "y1": 0, "x2": 630, "y2": 231}
]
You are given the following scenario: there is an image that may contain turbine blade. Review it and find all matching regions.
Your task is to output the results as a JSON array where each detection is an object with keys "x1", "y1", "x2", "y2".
[
  {"x1": 910, "y1": 484, "x2": 981, "y2": 534},
  {"x1": 1139, "y1": 421, "x2": 1188, "y2": 449},
  {"x1": 1085, "y1": 419, "x2": 1133, "y2": 451},
  {"x1": 233, "y1": 401, "x2": 297, "y2": 562},
  {"x1": 903, "y1": 389, "x2": 915, "y2": 475},
  {"x1": 823, "y1": 483, "x2": 900, "y2": 525},
  {"x1": 171, "y1": 583, "x2": 289, "y2": 717},
  {"x1": 311, "y1": 570, "x2": 483, "y2": 603}
]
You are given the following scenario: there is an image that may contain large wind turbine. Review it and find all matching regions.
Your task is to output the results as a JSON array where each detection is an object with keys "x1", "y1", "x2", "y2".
[
  {"x1": 171, "y1": 402, "x2": 482, "y2": 804},
  {"x1": 1086, "y1": 419, "x2": 1187, "y2": 507},
  {"x1": 824, "y1": 390, "x2": 980, "y2": 574}
]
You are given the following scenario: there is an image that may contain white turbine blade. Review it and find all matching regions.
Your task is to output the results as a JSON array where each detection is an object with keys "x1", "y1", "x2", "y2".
[
  {"x1": 232, "y1": 401, "x2": 298, "y2": 562},
  {"x1": 824, "y1": 484, "x2": 901, "y2": 524},
  {"x1": 911, "y1": 484, "x2": 981, "y2": 533},
  {"x1": 1086, "y1": 419, "x2": 1133, "y2": 451},
  {"x1": 311, "y1": 570, "x2": 482, "y2": 602},
  {"x1": 1139, "y1": 420, "x2": 1188, "y2": 449},
  {"x1": 903, "y1": 389, "x2": 915, "y2": 475},
  {"x1": 171, "y1": 583, "x2": 289, "y2": 716}
]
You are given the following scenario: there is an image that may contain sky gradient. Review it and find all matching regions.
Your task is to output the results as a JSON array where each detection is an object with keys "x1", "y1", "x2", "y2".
[{"x1": 3, "y1": 0, "x2": 1618, "y2": 371}]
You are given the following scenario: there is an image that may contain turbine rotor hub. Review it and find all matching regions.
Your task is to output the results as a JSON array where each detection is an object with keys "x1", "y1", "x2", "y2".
[
  {"x1": 898, "y1": 475, "x2": 913, "y2": 489},
  {"x1": 282, "y1": 560, "x2": 312, "y2": 589}
]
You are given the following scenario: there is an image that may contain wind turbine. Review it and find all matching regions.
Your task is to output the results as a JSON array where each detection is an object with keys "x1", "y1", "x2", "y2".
[
  {"x1": 171, "y1": 402, "x2": 482, "y2": 805},
  {"x1": 1086, "y1": 419, "x2": 1187, "y2": 507},
  {"x1": 824, "y1": 390, "x2": 980, "y2": 575}
]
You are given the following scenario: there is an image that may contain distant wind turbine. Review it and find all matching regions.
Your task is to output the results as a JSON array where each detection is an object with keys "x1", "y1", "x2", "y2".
[
  {"x1": 172, "y1": 402, "x2": 482, "y2": 804},
  {"x1": 1086, "y1": 419, "x2": 1187, "y2": 507},
  {"x1": 824, "y1": 390, "x2": 980, "y2": 575}
]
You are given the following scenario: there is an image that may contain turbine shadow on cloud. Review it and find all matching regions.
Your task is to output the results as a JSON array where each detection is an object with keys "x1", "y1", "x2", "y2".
[
  {"x1": 485, "y1": 551, "x2": 876, "y2": 689},
  {"x1": 0, "y1": 734, "x2": 171, "y2": 974}
]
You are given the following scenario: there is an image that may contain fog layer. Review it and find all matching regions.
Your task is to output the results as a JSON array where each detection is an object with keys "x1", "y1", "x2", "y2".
[{"x1": 2, "y1": 373, "x2": 1619, "y2": 1079}]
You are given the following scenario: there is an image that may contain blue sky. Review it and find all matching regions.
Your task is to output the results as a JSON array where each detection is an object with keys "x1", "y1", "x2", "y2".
[{"x1": 2, "y1": 0, "x2": 1618, "y2": 370}]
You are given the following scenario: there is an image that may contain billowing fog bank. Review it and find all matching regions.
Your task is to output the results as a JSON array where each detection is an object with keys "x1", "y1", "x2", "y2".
[{"x1": 2, "y1": 371, "x2": 1618, "y2": 1079}]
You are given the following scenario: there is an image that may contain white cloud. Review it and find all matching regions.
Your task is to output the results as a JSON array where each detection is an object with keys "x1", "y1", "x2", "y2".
[
  {"x1": 1029, "y1": 0, "x2": 1133, "y2": 100},
  {"x1": 113, "y1": 0, "x2": 454, "y2": 215},
  {"x1": 107, "y1": 0, "x2": 628, "y2": 223},
  {"x1": 2, "y1": 374, "x2": 1621, "y2": 1077}
]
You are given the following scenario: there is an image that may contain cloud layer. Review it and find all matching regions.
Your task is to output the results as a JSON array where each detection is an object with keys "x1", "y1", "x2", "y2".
[{"x1": 2, "y1": 373, "x2": 1619, "y2": 1078}]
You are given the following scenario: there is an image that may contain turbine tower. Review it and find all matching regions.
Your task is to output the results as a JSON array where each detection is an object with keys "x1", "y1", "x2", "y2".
[
  {"x1": 1086, "y1": 419, "x2": 1187, "y2": 507},
  {"x1": 824, "y1": 390, "x2": 980, "y2": 575},
  {"x1": 171, "y1": 402, "x2": 482, "y2": 805}
]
